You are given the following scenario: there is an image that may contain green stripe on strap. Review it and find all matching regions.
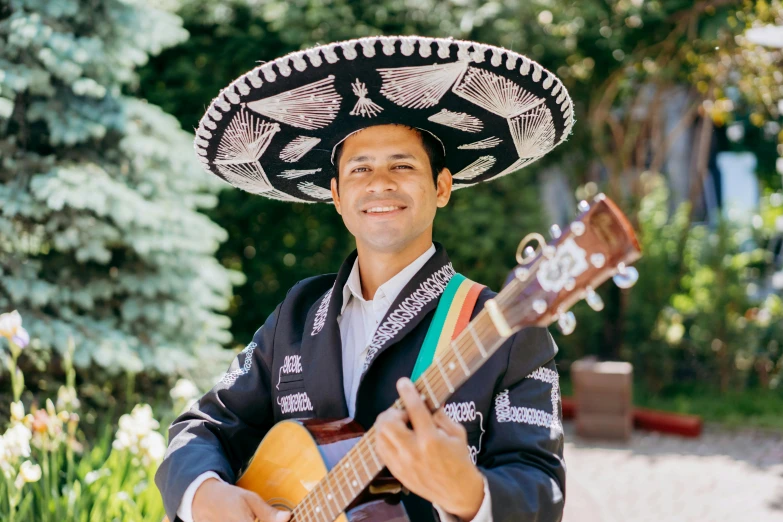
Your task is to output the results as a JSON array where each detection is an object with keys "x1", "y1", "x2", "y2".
[{"x1": 410, "y1": 273, "x2": 466, "y2": 381}]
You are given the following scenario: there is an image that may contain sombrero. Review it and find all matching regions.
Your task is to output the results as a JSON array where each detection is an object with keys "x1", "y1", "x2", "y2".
[{"x1": 193, "y1": 35, "x2": 575, "y2": 203}]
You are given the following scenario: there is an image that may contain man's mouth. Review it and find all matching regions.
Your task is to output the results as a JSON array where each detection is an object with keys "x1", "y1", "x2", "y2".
[{"x1": 362, "y1": 205, "x2": 407, "y2": 214}]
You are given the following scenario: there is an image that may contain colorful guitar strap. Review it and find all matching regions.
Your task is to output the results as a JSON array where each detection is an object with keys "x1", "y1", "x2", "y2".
[{"x1": 411, "y1": 273, "x2": 486, "y2": 381}]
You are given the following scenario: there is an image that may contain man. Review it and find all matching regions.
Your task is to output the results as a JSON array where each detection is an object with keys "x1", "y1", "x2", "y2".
[{"x1": 156, "y1": 36, "x2": 575, "y2": 522}]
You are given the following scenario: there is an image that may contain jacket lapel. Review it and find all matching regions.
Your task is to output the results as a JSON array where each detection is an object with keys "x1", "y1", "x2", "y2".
[
  {"x1": 358, "y1": 242, "x2": 456, "y2": 385},
  {"x1": 299, "y1": 249, "x2": 357, "y2": 420}
]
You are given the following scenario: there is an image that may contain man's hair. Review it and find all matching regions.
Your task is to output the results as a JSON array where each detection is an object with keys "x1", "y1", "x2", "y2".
[{"x1": 332, "y1": 125, "x2": 446, "y2": 190}]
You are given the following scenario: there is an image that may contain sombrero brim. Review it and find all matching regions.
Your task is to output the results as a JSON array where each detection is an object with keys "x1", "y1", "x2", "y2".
[{"x1": 194, "y1": 35, "x2": 575, "y2": 203}]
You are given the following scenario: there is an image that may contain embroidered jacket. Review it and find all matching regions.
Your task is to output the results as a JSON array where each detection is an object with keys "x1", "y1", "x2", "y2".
[{"x1": 155, "y1": 242, "x2": 566, "y2": 522}]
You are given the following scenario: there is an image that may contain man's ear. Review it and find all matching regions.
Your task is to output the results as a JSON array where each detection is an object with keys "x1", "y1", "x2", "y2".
[
  {"x1": 330, "y1": 177, "x2": 342, "y2": 214},
  {"x1": 436, "y1": 168, "x2": 452, "y2": 208}
]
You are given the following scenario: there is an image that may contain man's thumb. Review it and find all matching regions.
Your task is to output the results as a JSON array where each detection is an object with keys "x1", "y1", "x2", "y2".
[{"x1": 245, "y1": 492, "x2": 290, "y2": 522}]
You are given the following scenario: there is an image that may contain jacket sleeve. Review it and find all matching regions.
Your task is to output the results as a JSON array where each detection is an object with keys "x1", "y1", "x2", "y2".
[
  {"x1": 478, "y1": 326, "x2": 566, "y2": 522},
  {"x1": 154, "y1": 301, "x2": 281, "y2": 522}
]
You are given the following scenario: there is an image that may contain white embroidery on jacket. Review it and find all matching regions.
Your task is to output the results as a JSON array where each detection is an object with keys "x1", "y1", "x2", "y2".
[
  {"x1": 277, "y1": 391, "x2": 314, "y2": 414},
  {"x1": 311, "y1": 286, "x2": 334, "y2": 336},
  {"x1": 494, "y1": 366, "x2": 562, "y2": 439},
  {"x1": 443, "y1": 401, "x2": 485, "y2": 464},
  {"x1": 362, "y1": 263, "x2": 456, "y2": 374},
  {"x1": 220, "y1": 342, "x2": 257, "y2": 386},
  {"x1": 275, "y1": 355, "x2": 303, "y2": 390}
]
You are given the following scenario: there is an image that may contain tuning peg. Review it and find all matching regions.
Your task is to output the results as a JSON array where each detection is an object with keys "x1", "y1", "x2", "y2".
[
  {"x1": 523, "y1": 246, "x2": 536, "y2": 259},
  {"x1": 578, "y1": 200, "x2": 590, "y2": 213},
  {"x1": 532, "y1": 299, "x2": 547, "y2": 314},
  {"x1": 612, "y1": 263, "x2": 639, "y2": 289},
  {"x1": 571, "y1": 221, "x2": 585, "y2": 236},
  {"x1": 557, "y1": 311, "x2": 576, "y2": 335},
  {"x1": 549, "y1": 224, "x2": 562, "y2": 239},
  {"x1": 585, "y1": 286, "x2": 604, "y2": 311}
]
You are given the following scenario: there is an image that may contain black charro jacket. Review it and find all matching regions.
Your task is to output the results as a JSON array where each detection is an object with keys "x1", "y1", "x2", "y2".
[{"x1": 155, "y1": 242, "x2": 565, "y2": 522}]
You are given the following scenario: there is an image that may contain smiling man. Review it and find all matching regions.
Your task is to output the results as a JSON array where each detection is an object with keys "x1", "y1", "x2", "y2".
[{"x1": 156, "y1": 36, "x2": 575, "y2": 522}]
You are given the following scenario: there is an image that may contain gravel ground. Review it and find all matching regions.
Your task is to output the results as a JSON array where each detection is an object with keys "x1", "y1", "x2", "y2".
[{"x1": 561, "y1": 420, "x2": 783, "y2": 522}]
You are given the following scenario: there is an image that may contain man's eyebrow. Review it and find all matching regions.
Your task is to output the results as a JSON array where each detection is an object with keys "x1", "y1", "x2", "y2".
[{"x1": 345, "y1": 153, "x2": 417, "y2": 164}]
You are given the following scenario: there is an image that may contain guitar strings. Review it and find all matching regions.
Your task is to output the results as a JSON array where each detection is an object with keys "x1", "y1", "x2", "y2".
[{"x1": 292, "y1": 279, "x2": 525, "y2": 521}]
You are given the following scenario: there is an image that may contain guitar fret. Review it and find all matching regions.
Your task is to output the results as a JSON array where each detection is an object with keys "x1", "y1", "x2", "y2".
[
  {"x1": 367, "y1": 438, "x2": 382, "y2": 468},
  {"x1": 450, "y1": 341, "x2": 470, "y2": 375},
  {"x1": 314, "y1": 486, "x2": 329, "y2": 522},
  {"x1": 357, "y1": 443, "x2": 373, "y2": 480},
  {"x1": 349, "y1": 456, "x2": 363, "y2": 486},
  {"x1": 324, "y1": 471, "x2": 339, "y2": 510},
  {"x1": 436, "y1": 358, "x2": 455, "y2": 393},
  {"x1": 420, "y1": 373, "x2": 440, "y2": 408},
  {"x1": 344, "y1": 462, "x2": 360, "y2": 492},
  {"x1": 468, "y1": 323, "x2": 488, "y2": 358},
  {"x1": 335, "y1": 469, "x2": 350, "y2": 505}
]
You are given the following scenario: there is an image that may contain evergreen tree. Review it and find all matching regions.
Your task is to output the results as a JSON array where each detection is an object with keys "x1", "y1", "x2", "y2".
[{"x1": 0, "y1": 0, "x2": 239, "y2": 384}]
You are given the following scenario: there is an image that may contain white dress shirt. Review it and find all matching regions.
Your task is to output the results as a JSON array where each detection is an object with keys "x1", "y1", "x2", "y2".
[{"x1": 177, "y1": 243, "x2": 492, "y2": 522}]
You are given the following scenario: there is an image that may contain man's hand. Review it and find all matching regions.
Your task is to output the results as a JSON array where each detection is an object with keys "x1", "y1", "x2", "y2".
[
  {"x1": 192, "y1": 478, "x2": 291, "y2": 522},
  {"x1": 375, "y1": 377, "x2": 486, "y2": 521}
]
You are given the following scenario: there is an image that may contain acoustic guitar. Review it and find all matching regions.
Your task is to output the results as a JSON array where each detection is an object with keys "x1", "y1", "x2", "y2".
[{"x1": 164, "y1": 194, "x2": 641, "y2": 522}]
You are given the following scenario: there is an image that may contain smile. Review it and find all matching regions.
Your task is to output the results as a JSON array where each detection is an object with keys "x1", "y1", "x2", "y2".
[{"x1": 362, "y1": 206, "x2": 407, "y2": 214}]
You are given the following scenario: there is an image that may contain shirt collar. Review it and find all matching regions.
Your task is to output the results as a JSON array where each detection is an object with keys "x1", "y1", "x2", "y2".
[{"x1": 340, "y1": 243, "x2": 436, "y2": 314}]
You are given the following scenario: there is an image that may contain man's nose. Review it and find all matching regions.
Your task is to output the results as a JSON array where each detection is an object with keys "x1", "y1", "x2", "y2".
[{"x1": 366, "y1": 168, "x2": 397, "y2": 192}]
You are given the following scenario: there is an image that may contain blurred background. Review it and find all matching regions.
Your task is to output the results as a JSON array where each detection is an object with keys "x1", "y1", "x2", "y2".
[{"x1": 0, "y1": 0, "x2": 781, "y2": 520}]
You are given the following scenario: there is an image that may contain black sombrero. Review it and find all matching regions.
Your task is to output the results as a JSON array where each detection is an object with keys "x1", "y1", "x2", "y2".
[{"x1": 194, "y1": 36, "x2": 575, "y2": 203}]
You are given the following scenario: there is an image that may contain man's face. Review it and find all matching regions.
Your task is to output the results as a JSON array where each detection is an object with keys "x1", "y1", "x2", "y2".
[{"x1": 330, "y1": 125, "x2": 452, "y2": 253}]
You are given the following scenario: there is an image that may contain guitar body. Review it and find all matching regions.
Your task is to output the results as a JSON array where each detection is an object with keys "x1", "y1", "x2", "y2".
[{"x1": 163, "y1": 418, "x2": 409, "y2": 522}]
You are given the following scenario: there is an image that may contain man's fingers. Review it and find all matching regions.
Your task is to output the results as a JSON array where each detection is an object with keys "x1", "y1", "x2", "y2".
[
  {"x1": 244, "y1": 492, "x2": 291, "y2": 522},
  {"x1": 396, "y1": 378, "x2": 435, "y2": 434},
  {"x1": 433, "y1": 408, "x2": 466, "y2": 439},
  {"x1": 377, "y1": 410, "x2": 416, "y2": 451}
]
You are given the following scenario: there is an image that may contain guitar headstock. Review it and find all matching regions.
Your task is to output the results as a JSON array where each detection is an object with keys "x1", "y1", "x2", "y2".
[{"x1": 498, "y1": 194, "x2": 642, "y2": 335}]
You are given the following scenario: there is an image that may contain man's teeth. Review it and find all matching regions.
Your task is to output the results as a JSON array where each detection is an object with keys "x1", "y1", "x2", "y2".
[{"x1": 365, "y1": 206, "x2": 402, "y2": 213}]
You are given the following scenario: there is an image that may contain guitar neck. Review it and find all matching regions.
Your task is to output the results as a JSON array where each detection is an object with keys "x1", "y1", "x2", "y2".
[{"x1": 291, "y1": 295, "x2": 514, "y2": 522}]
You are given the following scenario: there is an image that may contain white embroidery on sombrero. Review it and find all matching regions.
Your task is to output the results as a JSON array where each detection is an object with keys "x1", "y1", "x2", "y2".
[
  {"x1": 457, "y1": 136, "x2": 502, "y2": 150},
  {"x1": 215, "y1": 110, "x2": 280, "y2": 165},
  {"x1": 264, "y1": 188, "x2": 311, "y2": 203},
  {"x1": 519, "y1": 56, "x2": 531, "y2": 75},
  {"x1": 427, "y1": 108, "x2": 483, "y2": 133},
  {"x1": 484, "y1": 157, "x2": 540, "y2": 183},
  {"x1": 245, "y1": 76, "x2": 341, "y2": 130},
  {"x1": 451, "y1": 182, "x2": 477, "y2": 191},
  {"x1": 360, "y1": 38, "x2": 377, "y2": 58},
  {"x1": 278, "y1": 168, "x2": 322, "y2": 180},
  {"x1": 349, "y1": 80, "x2": 383, "y2": 117},
  {"x1": 452, "y1": 155, "x2": 496, "y2": 180},
  {"x1": 377, "y1": 60, "x2": 469, "y2": 109},
  {"x1": 453, "y1": 67, "x2": 546, "y2": 119},
  {"x1": 400, "y1": 38, "x2": 415, "y2": 56},
  {"x1": 277, "y1": 168, "x2": 321, "y2": 179},
  {"x1": 280, "y1": 136, "x2": 322, "y2": 163},
  {"x1": 508, "y1": 105, "x2": 556, "y2": 159},
  {"x1": 212, "y1": 111, "x2": 280, "y2": 194},
  {"x1": 297, "y1": 181, "x2": 333, "y2": 200},
  {"x1": 306, "y1": 48, "x2": 323, "y2": 67},
  {"x1": 217, "y1": 162, "x2": 274, "y2": 195}
]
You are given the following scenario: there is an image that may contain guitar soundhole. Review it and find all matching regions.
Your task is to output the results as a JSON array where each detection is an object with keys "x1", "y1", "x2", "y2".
[{"x1": 267, "y1": 497, "x2": 295, "y2": 511}]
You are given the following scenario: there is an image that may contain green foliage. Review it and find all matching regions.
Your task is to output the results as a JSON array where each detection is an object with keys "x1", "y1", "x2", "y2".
[
  {"x1": 557, "y1": 173, "x2": 783, "y2": 394},
  {"x1": 0, "y1": 0, "x2": 238, "y2": 381},
  {"x1": 0, "y1": 323, "x2": 195, "y2": 521}
]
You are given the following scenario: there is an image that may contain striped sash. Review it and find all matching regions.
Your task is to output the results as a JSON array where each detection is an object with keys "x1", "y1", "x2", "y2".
[{"x1": 411, "y1": 273, "x2": 485, "y2": 381}]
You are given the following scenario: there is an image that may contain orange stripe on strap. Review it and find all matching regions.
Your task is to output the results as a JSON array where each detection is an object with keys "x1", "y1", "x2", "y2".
[{"x1": 453, "y1": 282, "x2": 485, "y2": 339}]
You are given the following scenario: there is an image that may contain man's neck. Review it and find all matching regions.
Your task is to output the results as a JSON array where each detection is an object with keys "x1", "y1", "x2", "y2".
[{"x1": 355, "y1": 235, "x2": 433, "y2": 301}]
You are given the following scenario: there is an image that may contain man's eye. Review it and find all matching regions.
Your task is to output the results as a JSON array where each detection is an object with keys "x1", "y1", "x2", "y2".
[
  {"x1": 394, "y1": 165, "x2": 413, "y2": 170},
  {"x1": 352, "y1": 167, "x2": 369, "y2": 173}
]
